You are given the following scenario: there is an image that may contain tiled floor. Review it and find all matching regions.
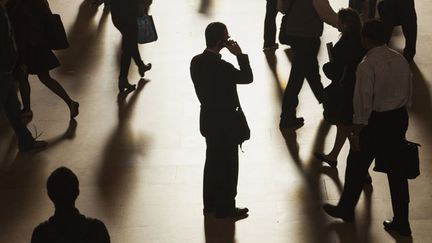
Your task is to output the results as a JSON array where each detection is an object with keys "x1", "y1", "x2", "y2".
[{"x1": 1, "y1": 0, "x2": 431, "y2": 242}]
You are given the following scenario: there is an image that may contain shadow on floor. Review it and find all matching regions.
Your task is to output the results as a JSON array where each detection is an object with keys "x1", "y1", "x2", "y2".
[
  {"x1": 0, "y1": 152, "x2": 49, "y2": 241},
  {"x1": 264, "y1": 47, "x2": 374, "y2": 242},
  {"x1": 56, "y1": 0, "x2": 111, "y2": 91},
  {"x1": 198, "y1": 0, "x2": 213, "y2": 15},
  {"x1": 97, "y1": 79, "x2": 150, "y2": 216}
]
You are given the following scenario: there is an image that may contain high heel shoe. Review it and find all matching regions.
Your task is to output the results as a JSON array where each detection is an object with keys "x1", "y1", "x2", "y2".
[
  {"x1": 118, "y1": 78, "x2": 136, "y2": 93},
  {"x1": 69, "y1": 101, "x2": 79, "y2": 119},
  {"x1": 138, "y1": 62, "x2": 152, "y2": 77}
]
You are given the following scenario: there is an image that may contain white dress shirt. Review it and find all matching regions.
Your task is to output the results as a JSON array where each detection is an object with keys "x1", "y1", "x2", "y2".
[{"x1": 353, "y1": 45, "x2": 412, "y2": 125}]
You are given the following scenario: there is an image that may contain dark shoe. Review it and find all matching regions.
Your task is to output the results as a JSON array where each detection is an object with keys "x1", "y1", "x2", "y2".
[
  {"x1": 69, "y1": 101, "x2": 79, "y2": 119},
  {"x1": 280, "y1": 117, "x2": 304, "y2": 130},
  {"x1": 323, "y1": 204, "x2": 354, "y2": 222},
  {"x1": 215, "y1": 207, "x2": 249, "y2": 219},
  {"x1": 383, "y1": 219, "x2": 412, "y2": 237},
  {"x1": 138, "y1": 62, "x2": 152, "y2": 77},
  {"x1": 314, "y1": 152, "x2": 337, "y2": 167},
  {"x1": 118, "y1": 78, "x2": 136, "y2": 93},
  {"x1": 19, "y1": 140, "x2": 48, "y2": 152}
]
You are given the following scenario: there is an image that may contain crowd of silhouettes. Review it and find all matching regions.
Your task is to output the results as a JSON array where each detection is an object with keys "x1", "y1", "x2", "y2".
[{"x1": 0, "y1": 0, "x2": 421, "y2": 240}]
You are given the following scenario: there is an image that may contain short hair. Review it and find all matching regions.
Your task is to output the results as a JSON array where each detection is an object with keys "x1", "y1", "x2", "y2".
[
  {"x1": 47, "y1": 167, "x2": 79, "y2": 206},
  {"x1": 205, "y1": 22, "x2": 227, "y2": 48},
  {"x1": 362, "y1": 19, "x2": 387, "y2": 45},
  {"x1": 338, "y1": 8, "x2": 362, "y2": 34}
]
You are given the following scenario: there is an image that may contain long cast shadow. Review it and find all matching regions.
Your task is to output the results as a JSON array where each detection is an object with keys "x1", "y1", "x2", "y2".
[
  {"x1": 0, "y1": 152, "x2": 48, "y2": 241},
  {"x1": 97, "y1": 79, "x2": 150, "y2": 216},
  {"x1": 56, "y1": 0, "x2": 110, "y2": 91}
]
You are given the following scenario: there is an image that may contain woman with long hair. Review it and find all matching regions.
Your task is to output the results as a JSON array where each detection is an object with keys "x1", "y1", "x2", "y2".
[{"x1": 315, "y1": 8, "x2": 367, "y2": 175}]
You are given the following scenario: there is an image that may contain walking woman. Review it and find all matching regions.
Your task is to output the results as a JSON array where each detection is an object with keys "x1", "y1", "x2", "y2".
[
  {"x1": 8, "y1": 0, "x2": 79, "y2": 119},
  {"x1": 111, "y1": 0, "x2": 152, "y2": 93},
  {"x1": 314, "y1": 9, "x2": 366, "y2": 169}
]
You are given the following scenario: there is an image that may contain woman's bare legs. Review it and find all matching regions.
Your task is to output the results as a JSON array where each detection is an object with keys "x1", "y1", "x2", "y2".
[{"x1": 37, "y1": 71, "x2": 79, "y2": 119}]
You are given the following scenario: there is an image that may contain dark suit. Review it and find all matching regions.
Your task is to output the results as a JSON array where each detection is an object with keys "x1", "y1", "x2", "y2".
[
  {"x1": 0, "y1": 5, "x2": 34, "y2": 148},
  {"x1": 190, "y1": 50, "x2": 253, "y2": 214}
]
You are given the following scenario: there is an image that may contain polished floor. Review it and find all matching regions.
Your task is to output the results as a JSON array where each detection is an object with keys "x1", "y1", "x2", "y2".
[{"x1": 1, "y1": 0, "x2": 432, "y2": 242}]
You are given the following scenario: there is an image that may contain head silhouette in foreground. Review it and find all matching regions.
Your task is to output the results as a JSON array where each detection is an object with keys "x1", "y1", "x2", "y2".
[{"x1": 31, "y1": 167, "x2": 111, "y2": 243}]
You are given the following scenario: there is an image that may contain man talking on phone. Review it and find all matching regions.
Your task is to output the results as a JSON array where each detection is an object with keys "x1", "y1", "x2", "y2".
[{"x1": 190, "y1": 22, "x2": 253, "y2": 219}]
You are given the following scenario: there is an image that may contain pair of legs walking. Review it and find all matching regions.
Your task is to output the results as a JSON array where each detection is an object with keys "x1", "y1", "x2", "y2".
[
  {"x1": 324, "y1": 108, "x2": 411, "y2": 236},
  {"x1": 18, "y1": 70, "x2": 78, "y2": 119},
  {"x1": 263, "y1": 0, "x2": 278, "y2": 50},
  {"x1": 280, "y1": 36, "x2": 324, "y2": 128},
  {"x1": 1, "y1": 74, "x2": 47, "y2": 151},
  {"x1": 112, "y1": 18, "x2": 151, "y2": 93},
  {"x1": 380, "y1": 0, "x2": 417, "y2": 62}
]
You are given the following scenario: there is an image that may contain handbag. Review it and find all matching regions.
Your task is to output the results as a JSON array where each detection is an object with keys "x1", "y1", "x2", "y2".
[
  {"x1": 137, "y1": 15, "x2": 158, "y2": 44},
  {"x1": 46, "y1": 14, "x2": 69, "y2": 50},
  {"x1": 278, "y1": 0, "x2": 296, "y2": 45},
  {"x1": 234, "y1": 108, "x2": 250, "y2": 144}
]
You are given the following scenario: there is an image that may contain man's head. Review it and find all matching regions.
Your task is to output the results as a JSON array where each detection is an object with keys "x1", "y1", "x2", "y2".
[
  {"x1": 205, "y1": 22, "x2": 229, "y2": 50},
  {"x1": 361, "y1": 20, "x2": 387, "y2": 50},
  {"x1": 337, "y1": 8, "x2": 361, "y2": 34},
  {"x1": 47, "y1": 167, "x2": 79, "y2": 208}
]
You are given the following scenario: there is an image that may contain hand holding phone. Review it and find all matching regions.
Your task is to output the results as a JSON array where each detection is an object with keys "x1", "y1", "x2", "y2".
[{"x1": 224, "y1": 39, "x2": 243, "y2": 56}]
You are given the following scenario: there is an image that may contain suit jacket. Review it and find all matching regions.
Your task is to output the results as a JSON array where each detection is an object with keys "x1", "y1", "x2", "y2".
[{"x1": 190, "y1": 50, "x2": 253, "y2": 143}]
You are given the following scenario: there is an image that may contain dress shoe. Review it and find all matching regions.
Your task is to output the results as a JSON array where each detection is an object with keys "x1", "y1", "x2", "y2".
[
  {"x1": 215, "y1": 207, "x2": 249, "y2": 219},
  {"x1": 323, "y1": 204, "x2": 354, "y2": 222},
  {"x1": 314, "y1": 152, "x2": 337, "y2": 167},
  {"x1": 383, "y1": 219, "x2": 412, "y2": 237},
  {"x1": 19, "y1": 140, "x2": 48, "y2": 152},
  {"x1": 69, "y1": 101, "x2": 79, "y2": 119},
  {"x1": 280, "y1": 117, "x2": 304, "y2": 130},
  {"x1": 118, "y1": 78, "x2": 136, "y2": 93},
  {"x1": 138, "y1": 62, "x2": 152, "y2": 77}
]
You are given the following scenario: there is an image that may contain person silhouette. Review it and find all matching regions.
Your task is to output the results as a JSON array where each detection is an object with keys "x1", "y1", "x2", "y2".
[
  {"x1": 111, "y1": 0, "x2": 152, "y2": 93},
  {"x1": 1, "y1": 0, "x2": 47, "y2": 152},
  {"x1": 31, "y1": 167, "x2": 110, "y2": 243},
  {"x1": 7, "y1": 0, "x2": 79, "y2": 120},
  {"x1": 190, "y1": 22, "x2": 253, "y2": 219}
]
